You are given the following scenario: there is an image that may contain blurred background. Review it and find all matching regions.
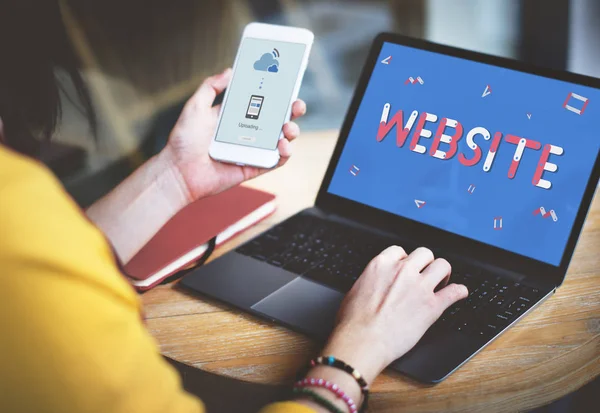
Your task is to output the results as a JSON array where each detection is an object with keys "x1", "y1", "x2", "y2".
[{"x1": 51, "y1": 0, "x2": 600, "y2": 207}]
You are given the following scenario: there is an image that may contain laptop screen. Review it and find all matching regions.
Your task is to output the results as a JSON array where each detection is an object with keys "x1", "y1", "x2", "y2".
[{"x1": 327, "y1": 41, "x2": 600, "y2": 266}]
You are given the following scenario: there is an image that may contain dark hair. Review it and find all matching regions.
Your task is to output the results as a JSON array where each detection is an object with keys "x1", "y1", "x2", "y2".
[{"x1": 0, "y1": 1, "x2": 95, "y2": 156}]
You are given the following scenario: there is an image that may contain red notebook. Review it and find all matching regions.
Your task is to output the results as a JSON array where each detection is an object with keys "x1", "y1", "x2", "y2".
[{"x1": 124, "y1": 185, "x2": 276, "y2": 291}]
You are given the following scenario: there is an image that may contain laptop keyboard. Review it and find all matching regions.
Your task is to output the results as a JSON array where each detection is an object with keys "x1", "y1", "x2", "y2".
[
  {"x1": 434, "y1": 269, "x2": 544, "y2": 338},
  {"x1": 236, "y1": 214, "x2": 546, "y2": 339},
  {"x1": 237, "y1": 214, "x2": 397, "y2": 292}
]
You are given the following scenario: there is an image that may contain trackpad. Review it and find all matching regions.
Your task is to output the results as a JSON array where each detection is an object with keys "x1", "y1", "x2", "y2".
[{"x1": 251, "y1": 277, "x2": 344, "y2": 340}]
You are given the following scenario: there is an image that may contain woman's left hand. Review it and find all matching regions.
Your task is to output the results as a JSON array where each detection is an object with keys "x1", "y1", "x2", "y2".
[{"x1": 163, "y1": 68, "x2": 307, "y2": 203}]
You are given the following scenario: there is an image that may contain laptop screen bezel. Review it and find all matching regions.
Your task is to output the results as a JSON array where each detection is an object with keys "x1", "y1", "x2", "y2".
[{"x1": 315, "y1": 33, "x2": 600, "y2": 286}]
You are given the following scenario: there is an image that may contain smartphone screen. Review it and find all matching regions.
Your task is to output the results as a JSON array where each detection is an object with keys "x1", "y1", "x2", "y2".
[{"x1": 214, "y1": 38, "x2": 307, "y2": 150}]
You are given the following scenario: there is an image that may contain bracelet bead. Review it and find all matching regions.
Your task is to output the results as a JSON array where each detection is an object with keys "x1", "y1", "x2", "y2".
[
  {"x1": 293, "y1": 387, "x2": 345, "y2": 413},
  {"x1": 298, "y1": 356, "x2": 370, "y2": 413},
  {"x1": 295, "y1": 377, "x2": 358, "y2": 413}
]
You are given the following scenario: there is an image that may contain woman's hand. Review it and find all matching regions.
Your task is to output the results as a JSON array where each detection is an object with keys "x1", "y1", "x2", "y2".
[
  {"x1": 321, "y1": 246, "x2": 468, "y2": 384},
  {"x1": 87, "y1": 69, "x2": 305, "y2": 263},
  {"x1": 163, "y1": 68, "x2": 307, "y2": 203},
  {"x1": 294, "y1": 246, "x2": 468, "y2": 413}
]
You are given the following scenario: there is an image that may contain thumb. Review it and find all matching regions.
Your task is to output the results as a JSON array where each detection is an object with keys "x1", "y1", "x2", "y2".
[
  {"x1": 192, "y1": 68, "x2": 232, "y2": 109},
  {"x1": 435, "y1": 283, "x2": 468, "y2": 313}
]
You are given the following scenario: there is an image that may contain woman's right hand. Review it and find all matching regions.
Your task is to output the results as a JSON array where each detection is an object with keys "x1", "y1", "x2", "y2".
[
  {"x1": 321, "y1": 245, "x2": 469, "y2": 385},
  {"x1": 294, "y1": 246, "x2": 469, "y2": 413}
]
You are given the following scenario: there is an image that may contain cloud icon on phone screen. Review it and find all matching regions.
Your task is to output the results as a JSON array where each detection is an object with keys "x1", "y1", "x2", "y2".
[{"x1": 254, "y1": 53, "x2": 280, "y2": 73}]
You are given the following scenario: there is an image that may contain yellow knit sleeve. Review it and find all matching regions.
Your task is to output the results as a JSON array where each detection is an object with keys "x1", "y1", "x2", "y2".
[
  {"x1": 259, "y1": 401, "x2": 317, "y2": 413},
  {"x1": 0, "y1": 148, "x2": 203, "y2": 413}
]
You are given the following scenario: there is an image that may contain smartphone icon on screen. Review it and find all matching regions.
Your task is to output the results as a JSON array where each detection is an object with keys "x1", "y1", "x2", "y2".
[{"x1": 246, "y1": 95, "x2": 264, "y2": 119}]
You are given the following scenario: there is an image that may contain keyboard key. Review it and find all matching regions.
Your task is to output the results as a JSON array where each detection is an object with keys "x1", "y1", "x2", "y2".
[
  {"x1": 267, "y1": 259, "x2": 284, "y2": 267},
  {"x1": 455, "y1": 321, "x2": 469, "y2": 332},
  {"x1": 448, "y1": 306, "x2": 462, "y2": 317},
  {"x1": 284, "y1": 258, "x2": 317, "y2": 274},
  {"x1": 500, "y1": 310, "x2": 515, "y2": 320},
  {"x1": 481, "y1": 323, "x2": 499, "y2": 337}
]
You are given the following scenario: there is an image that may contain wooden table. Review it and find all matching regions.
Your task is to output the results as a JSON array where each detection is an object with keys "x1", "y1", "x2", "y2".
[{"x1": 142, "y1": 130, "x2": 600, "y2": 412}]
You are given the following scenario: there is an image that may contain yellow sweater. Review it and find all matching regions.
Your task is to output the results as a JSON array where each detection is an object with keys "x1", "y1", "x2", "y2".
[{"x1": 0, "y1": 146, "x2": 313, "y2": 413}]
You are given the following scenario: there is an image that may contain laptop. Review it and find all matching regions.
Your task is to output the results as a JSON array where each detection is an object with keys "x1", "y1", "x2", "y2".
[{"x1": 182, "y1": 33, "x2": 600, "y2": 383}]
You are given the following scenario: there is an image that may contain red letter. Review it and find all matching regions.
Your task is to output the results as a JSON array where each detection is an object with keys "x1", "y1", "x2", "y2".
[
  {"x1": 504, "y1": 135, "x2": 542, "y2": 179},
  {"x1": 377, "y1": 103, "x2": 418, "y2": 147},
  {"x1": 430, "y1": 118, "x2": 463, "y2": 160},
  {"x1": 409, "y1": 112, "x2": 438, "y2": 154},
  {"x1": 482, "y1": 131, "x2": 503, "y2": 172},
  {"x1": 458, "y1": 127, "x2": 491, "y2": 167},
  {"x1": 533, "y1": 144, "x2": 563, "y2": 189}
]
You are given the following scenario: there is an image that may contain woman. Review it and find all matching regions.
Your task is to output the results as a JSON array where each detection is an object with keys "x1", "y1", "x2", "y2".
[{"x1": 0, "y1": 2, "x2": 468, "y2": 412}]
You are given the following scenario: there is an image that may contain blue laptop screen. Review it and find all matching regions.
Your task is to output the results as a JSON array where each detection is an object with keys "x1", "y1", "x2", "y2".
[{"x1": 327, "y1": 42, "x2": 600, "y2": 266}]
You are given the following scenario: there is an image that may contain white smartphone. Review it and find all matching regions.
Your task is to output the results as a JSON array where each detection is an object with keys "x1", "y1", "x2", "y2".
[{"x1": 209, "y1": 23, "x2": 314, "y2": 169}]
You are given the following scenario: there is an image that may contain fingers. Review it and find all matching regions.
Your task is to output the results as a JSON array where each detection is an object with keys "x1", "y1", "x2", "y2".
[
  {"x1": 360, "y1": 245, "x2": 407, "y2": 290},
  {"x1": 193, "y1": 68, "x2": 232, "y2": 109},
  {"x1": 404, "y1": 247, "x2": 435, "y2": 272},
  {"x1": 282, "y1": 121, "x2": 300, "y2": 143},
  {"x1": 274, "y1": 122, "x2": 301, "y2": 168},
  {"x1": 277, "y1": 138, "x2": 292, "y2": 160},
  {"x1": 378, "y1": 245, "x2": 408, "y2": 261},
  {"x1": 291, "y1": 99, "x2": 307, "y2": 120},
  {"x1": 435, "y1": 283, "x2": 469, "y2": 311},
  {"x1": 421, "y1": 258, "x2": 451, "y2": 291}
]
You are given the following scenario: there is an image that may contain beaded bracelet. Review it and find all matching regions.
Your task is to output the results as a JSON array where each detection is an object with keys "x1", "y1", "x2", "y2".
[
  {"x1": 292, "y1": 387, "x2": 345, "y2": 413},
  {"x1": 295, "y1": 377, "x2": 358, "y2": 413},
  {"x1": 298, "y1": 356, "x2": 370, "y2": 412}
]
